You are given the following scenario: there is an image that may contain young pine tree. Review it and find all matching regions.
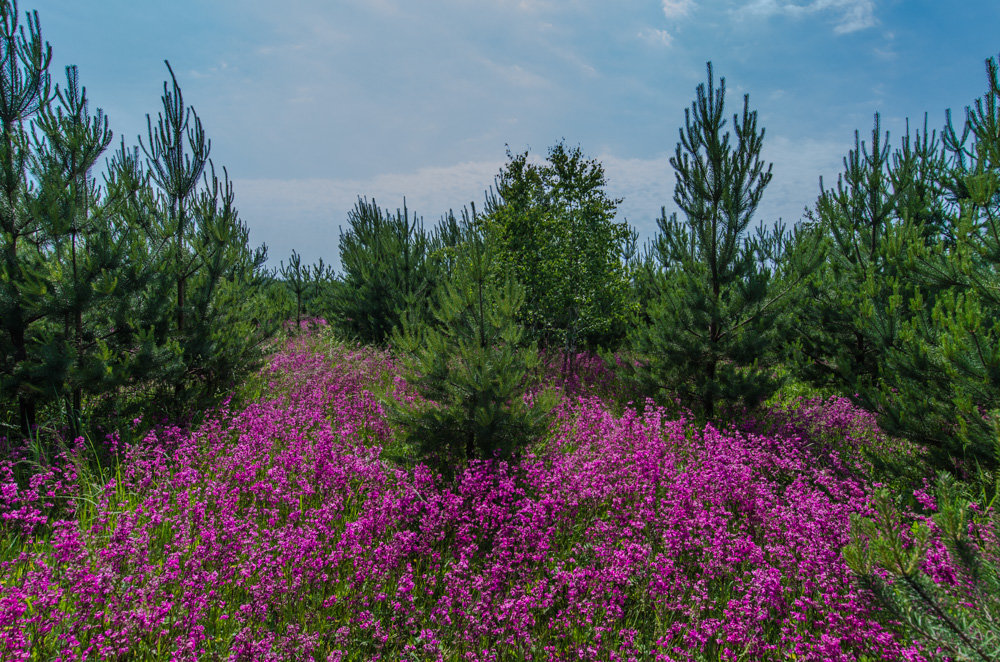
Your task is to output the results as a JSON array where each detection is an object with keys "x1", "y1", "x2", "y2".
[
  {"x1": 308, "y1": 256, "x2": 334, "y2": 321},
  {"x1": 140, "y1": 64, "x2": 270, "y2": 410},
  {"x1": 335, "y1": 197, "x2": 430, "y2": 345},
  {"x1": 0, "y1": 0, "x2": 51, "y2": 436},
  {"x1": 871, "y1": 54, "x2": 1000, "y2": 472},
  {"x1": 184, "y1": 164, "x2": 271, "y2": 394},
  {"x1": 279, "y1": 249, "x2": 308, "y2": 327},
  {"x1": 630, "y1": 62, "x2": 799, "y2": 420},
  {"x1": 391, "y1": 226, "x2": 552, "y2": 473},
  {"x1": 93, "y1": 138, "x2": 177, "y2": 414},
  {"x1": 844, "y1": 472, "x2": 1000, "y2": 661},
  {"x1": 791, "y1": 113, "x2": 932, "y2": 395},
  {"x1": 30, "y1": 65, "x2": 116, "y2": 433}
]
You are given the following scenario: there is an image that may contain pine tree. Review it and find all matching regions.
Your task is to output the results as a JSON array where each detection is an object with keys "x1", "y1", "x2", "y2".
[
  {"x1": 137, "y1": 65, "x2": 270, "y2": 408},
  {"x1": 791, "y1": 114, "x2": 937, "y2": 396},
  {"x1": 870, "y1": 54, "x2": 1000, "y2": 471},
  {"x1": 140, "y1": 60, "x2": 209, "y2": 337},
  {"x1": 276, "y1": 251, "x2": 335, "y2": 329},
  {"x1": 0, "y1": 4, "x2": 273, "y2": 435},
  {"x1": 29, "y1": 65, "x2": 115, "y2": 433},
  {"x1": 0, "y1": 0, "x2": 51, "y2": 435},
  {"x1": 391, "y1": 224, "x2": 552, "y2": 473},
  {"x1": 279, "y1": 249, "x2": 308, "y2": 327},
  {"x1": 334, "y1": 197, "x2": 430, "y2": 345},
  {"x1": 308, "y1": 256, "x2": 334, "y2": 321},
  {"x1": 425, "y1": 206, "x2": 472, "y2": 293},
  {"x1": 844, "y1": 473, "x2": 1000, "y2": 660},
  {"x1": 630, "y1": 62, "x2": 798, "y2": 420},
  {"x1": 97, "y1": 138, "x2": 178, "y2": 401}
]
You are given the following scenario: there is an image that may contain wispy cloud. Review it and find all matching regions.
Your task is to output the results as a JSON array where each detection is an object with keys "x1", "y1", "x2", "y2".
[
  {"x1": 638, "y1": 27, "x2": 674, "y2": 47},
  {"x1": 187, "y1": 60, "x2": 232, "y2": 80},
  {"x1": 546, "y1": 44, "x2": 599, "y2": 77},
  {"x1": 662, "y1": 0, "x2": 695, "y2": 19},
  {"x1": 477, "y1": 57, "x2": 552, "y2": 89},
  {"x1": 494, "y1": 0, "x2": 558, "y2": 12},
  {"x1": 740, "y1": 0, "x2": 877, "y2": 34}
]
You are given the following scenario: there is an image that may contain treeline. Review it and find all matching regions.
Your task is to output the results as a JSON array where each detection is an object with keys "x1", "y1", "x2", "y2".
[
  {"x1": 288, "y1": 56, "x2": 1000, "y2": 482},
  {"x1": 5, "y1": 0, "x2": 1000, "y2": 489},
  {"x1": 0, "y1": 2, "x2": 272, "y2": 440}
]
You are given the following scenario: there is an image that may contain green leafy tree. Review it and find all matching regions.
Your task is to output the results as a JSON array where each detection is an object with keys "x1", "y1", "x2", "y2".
[
  {"x1": 630, "y1": 62, "x2": 803, "y2": 420},
  {"x1": 481, "y1": 142, "x2": 633, "y2": 363},
  {"x1": 391, "y1": 225, "x2": 552, "y2": 472}
]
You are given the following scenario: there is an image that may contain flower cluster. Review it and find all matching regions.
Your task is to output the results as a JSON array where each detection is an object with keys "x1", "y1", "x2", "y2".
[{"x1": 0, "y1": 337, "x2": 927, "y2": 660}]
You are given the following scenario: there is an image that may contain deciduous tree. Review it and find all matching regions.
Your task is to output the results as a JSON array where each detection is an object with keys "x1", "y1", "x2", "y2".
[{"x1": 481, "y1": 142, "x2": 633, "y2": 366}]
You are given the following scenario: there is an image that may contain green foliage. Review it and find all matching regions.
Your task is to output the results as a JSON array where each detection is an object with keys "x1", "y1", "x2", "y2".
[
  {"x1": 334, "y1": 197, "x2": 432, "y2": 345},
  {"x1": 390, "y1": 226, "x2": 553, "y2": 473},
  {"x1": 845, "y1": 472, "x2": 1000, "y2": 661},
  {"x1": 788, "y1": 113, "x2": 944, "y2": 397},
  {"x1": 424, "y1": 206, "x2": 474, "y2": 300},
  {"x1": 169, "y1": 164, "x2": 272, "y2": 401},
  {"x1": 481, "y1": 141, "x2": 634, "y2": 356},
  {"x1": 629, "y1": 62, "x2": 810, "y2": 420},
  {"x1": 277, "y1": 250, "x2": 333, "y2": 327},
  {"x1": 124, "y1": 61, "x2": 272, "y2": 415},
  {"x1": 0, "y1": 0, "x2": 54, "y2": 435},
  {"x1": 278, "y1": 249, "x2": 308, "y2": 326},
  {"x1": 777, "y1": 54, "x2": 1000, "y2": 473},
  {"x1": 0, "y1": 0, "x2": 272, "y2": 441},
  {"x1": 25, "y1": 64, "x2": 118, "y2": 434},
  {"x1": 858, "y1": 54, "x2": 1000, "y2": 471}
]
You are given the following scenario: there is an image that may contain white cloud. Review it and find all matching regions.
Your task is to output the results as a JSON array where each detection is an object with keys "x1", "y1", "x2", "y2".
[
  {"x1": 740, "y1": 0, "x2": 877, "y2": 34},
  {"x1": 187, "y1": 60, "x2": 231, "y2": 80},
  {"x1": 662, "y1": 0, "x2": 694, "y2": 19},
  {"x1": 638, "y1": 27, "x2": 674, "y2": 47}
]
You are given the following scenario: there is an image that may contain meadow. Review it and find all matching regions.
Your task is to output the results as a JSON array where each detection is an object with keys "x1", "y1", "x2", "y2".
[
  {"x1": 2, "y1": 327, "x2": 983, "y2": 661},
  {"x1": 2, "y1": 1, "x2": 999, "y2": 656}
]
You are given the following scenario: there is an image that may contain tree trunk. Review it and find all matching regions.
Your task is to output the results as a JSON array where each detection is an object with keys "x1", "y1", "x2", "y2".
[{"x1": 11, "y1": 324, "x2": 36, "y2": 437}]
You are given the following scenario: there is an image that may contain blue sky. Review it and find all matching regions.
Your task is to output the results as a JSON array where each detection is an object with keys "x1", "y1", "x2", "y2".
[{"x1": 24, "y1": 0, "x2": 1000, "y2": 268}]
